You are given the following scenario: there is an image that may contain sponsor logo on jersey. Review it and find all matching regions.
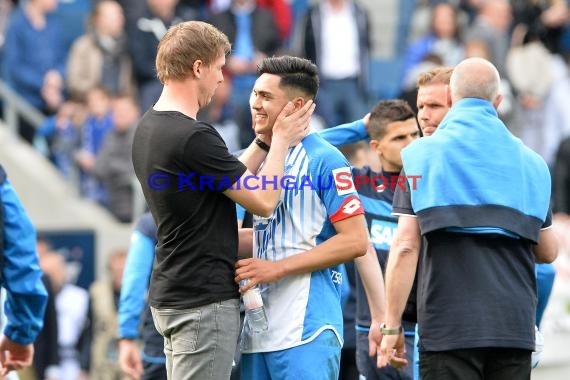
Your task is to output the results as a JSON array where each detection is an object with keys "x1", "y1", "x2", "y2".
[{"x1": 370, "y1": 219, "x2": 398, "y2": 250}]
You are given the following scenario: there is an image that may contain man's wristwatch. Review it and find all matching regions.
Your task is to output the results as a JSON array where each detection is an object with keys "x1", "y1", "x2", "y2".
[
  {"x1": 380, "y1": 323, "x2": 404, "y2": 335},
  {"x1": 255, "y1": 137, "x2": 270, "y2": 152}
]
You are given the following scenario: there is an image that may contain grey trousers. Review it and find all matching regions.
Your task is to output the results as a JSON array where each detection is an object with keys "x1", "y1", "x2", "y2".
[{"x1": 151, "y1": 298, "x2": 240, "y2": 380}]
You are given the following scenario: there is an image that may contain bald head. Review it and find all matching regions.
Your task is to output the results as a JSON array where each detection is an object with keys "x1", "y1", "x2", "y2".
[{"x1": 450, "y1": 58, "x2": 501, "y2": 104}]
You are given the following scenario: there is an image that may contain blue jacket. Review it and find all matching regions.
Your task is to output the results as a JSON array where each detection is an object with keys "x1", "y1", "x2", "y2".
[
  {"x1": 0, "y1": 165, "x2": 47, "y2": 345},
  {"x1": 2, "y1": 8, "x2": 66, "y2": 109}
]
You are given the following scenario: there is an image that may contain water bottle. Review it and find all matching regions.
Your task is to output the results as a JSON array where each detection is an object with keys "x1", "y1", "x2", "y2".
[{"x1": 240, "y1": 279, "x2": 268, "y2": 333}]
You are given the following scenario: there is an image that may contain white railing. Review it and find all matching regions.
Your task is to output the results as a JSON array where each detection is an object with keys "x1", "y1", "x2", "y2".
[{"x1": 0, "y1": 80, "x2": 46, "y2": 134}]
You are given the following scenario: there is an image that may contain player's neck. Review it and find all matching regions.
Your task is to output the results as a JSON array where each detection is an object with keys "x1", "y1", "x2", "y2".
[
  {"x1": 153, "y1": 82, "x2": 199, "y2": 119},
  {"x1": 381, "y1": 165, "x2": 402, "y2": 175}
]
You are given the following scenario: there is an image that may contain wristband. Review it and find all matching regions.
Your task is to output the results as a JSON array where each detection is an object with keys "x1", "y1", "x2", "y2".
[
  {"x1": 255, "y1": 137, "x2": 270, "y2": 152},
  {"x1": 380, "y1": 323, "x2": 404, "y2": 335}
]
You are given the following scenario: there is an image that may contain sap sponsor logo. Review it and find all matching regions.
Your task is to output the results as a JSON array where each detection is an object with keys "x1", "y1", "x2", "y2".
[{"x1": 370, "y1": 219, "x2": 398, "y2": 250}]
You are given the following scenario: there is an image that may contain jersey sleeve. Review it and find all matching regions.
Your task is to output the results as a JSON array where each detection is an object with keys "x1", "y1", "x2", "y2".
[
  {"x1": 136, "y1": 212, "x2": 157, "y2": 240},
  {"x1": 183, "y1": 123, "x2": 247, "y2": 191},
  {"x1": 541, "y1": 208, "x2": 553, "y2": 229},
  {"x1": 118, "y1": 229, "x2": 156, "y2": 339},
  {"x1": 1, "y1": 181, "x2": 48, "y2": 345},
  {"x1": 236, "y1": 203, "x2": 246, "y2": 224},
  {"x1": 392, "y1": 169, "x2": 415, "y2": 216},
  {"x1": 310, "y1": 145, "x2": 364, "y2": 223},
  {"x1": 317, "y1": 119, "x2": 368, "y2": 147}
]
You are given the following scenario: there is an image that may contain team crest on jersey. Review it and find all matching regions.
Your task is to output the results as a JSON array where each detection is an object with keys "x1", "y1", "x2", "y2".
[{"x1": 370, "y1": 219, "x2": 398, "y2": 250}]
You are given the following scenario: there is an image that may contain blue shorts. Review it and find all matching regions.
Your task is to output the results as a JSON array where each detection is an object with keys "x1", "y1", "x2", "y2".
[{"x1": 241, "y1": 329, "x2": 341, "y2": 380}]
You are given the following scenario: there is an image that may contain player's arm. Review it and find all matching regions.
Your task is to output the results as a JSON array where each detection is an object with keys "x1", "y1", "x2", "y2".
[
  {"x1": 533, "y1": 210, "x2": 558, "y2": 264},
  {"x1": 226, "y1": 101, "x2": 315, "y2": 217},
  {"x1": 354, "y1": 239, "x2": 386, "y2": 358},
  {"x1": 318, "y1": 114, "x2": 370, "y2": 147},
  {"x1": 118, "y1": 230, "x2": 154, "y2": 340},
  {"x1": 236, "y1": 212, "x2": 368, "y2": 291},
  {"x1": 534, "y1": 228, "x2": 558, "y2": 263},
  {"x1": 1, "y1": 182, "x2": 47, "y2": 346},
  {"x1": 238, "y1": 228, "x2": 254, "y2": 257},
  {"x1": 117, "y1": 231, "x2": 154, "y2": 380},
  {"x1": 236, "y1": 204, "x2": 254, "y2": 257},
  {"x1": 382, "y1": 215, "x2": 420, "y2": 329},
  {"x1": 1, "y1": 179, "x2": 48, "y2": 374},
  {"x1": 379, "y1": 215, "x2": 421, "y2": 369}
]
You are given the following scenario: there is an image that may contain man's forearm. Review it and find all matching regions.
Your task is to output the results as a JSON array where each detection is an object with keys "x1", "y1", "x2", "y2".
[
  {"x1": 238, "y1": 139, "x2": 268, "y2": 174},
  {"x1": 355, "y1": 241, "x2": 385, "y2": 320},
  {"x1": 384, "y1": 243, "x2": 419, "y2": 328},
  {"x1": 278, "y1": 217, "x2": 368, "y2": 278},
  {"x1": 238, "y1": 228, "x2": 254, "y2": 257}
]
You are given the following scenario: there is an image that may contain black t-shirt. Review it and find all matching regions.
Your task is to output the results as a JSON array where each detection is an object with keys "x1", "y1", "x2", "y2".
[
  {"x1": 393, "y1": 178, "x2": 551, "y2": 352},
  {"x1": 132, "y1": 109, "x2": 247, "y2": 309}
]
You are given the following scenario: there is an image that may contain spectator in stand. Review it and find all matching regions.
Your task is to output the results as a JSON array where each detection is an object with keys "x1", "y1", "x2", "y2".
[
  {"x1": 402, "y1": 2, "x2": 464, "y2": 90},
  {"x1": 256, "y1": 0, "x2": 292, "y2": 41},
  {"x1": 208, "y1": 0, "x2": 282, "y2": 148},
  {"x1": 128, "y1": 0, "x2": 199, "y2": 112},
  {"x1": 294, "y1": 0, "x2": 371, "y2": 129},
  {"x1": 52, "y1": 0, "x2": 92, "y2": 53},
  {"x1": 67, "y1": 0, "x2": 136, "y2": 101},
  {"x1": 39, "y1": 250, "x2": 89, "y2": 380},
  {"x1": 29, "y1": 238, "x2": 62, "y2": 380},
  {"x1": 506, "y1": 26, "x2": 570, "y2": 166},
  {"x1": 36, "y1": 100, "x2": 86, "y2": 174},
  {"x1": 93, "y1": 95, "x2": 141, "y2": 223},
  {"x1": 465, "y1": 0, "x2": 513, "y2": 76},
  {"x1": 2, "y1": 0, "x2": 66, "y2": 144},
  {"x1": 511, "y1": 0, "x2": 570, "y2": 56},
  {"x1": 80, "y1": 249, "x2": 127, "y2": 380},
  {"x1": 0, "y1": 0, "x2": 15, "y2": 68},
  {"x1": 75, "y1": 87, "x2": 114, "y2": 203},
  {"x1": 554, "y1": 135, "x2": 570, "y2": 215}
]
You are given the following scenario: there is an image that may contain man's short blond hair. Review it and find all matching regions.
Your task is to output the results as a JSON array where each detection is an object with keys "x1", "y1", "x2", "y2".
[
  {"x1": 417, "y1": 66, "x2": 454, "y2": 88},
  {"x1": 155, "y1": 21, "x2": 231, "y2": 84}
]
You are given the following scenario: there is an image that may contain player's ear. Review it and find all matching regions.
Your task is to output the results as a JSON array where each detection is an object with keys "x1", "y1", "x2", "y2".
[
  {"x1": 369, "y1": 139, "x2": 380, "y2": 156},
  {"x1": 292, "y1": 97, "x2": 306, "y2": 111},
  {"x1": 192, "y1": 59, "x2": 203, "y2": 78},
  {"x1": 492, "y1": 94, "x2": 503, "y2": 110}
]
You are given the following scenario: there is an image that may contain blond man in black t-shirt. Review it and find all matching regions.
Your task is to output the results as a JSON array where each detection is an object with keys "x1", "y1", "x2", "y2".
[{"x1": 131, "y1": 21, "x2": 314, "y2": 380}]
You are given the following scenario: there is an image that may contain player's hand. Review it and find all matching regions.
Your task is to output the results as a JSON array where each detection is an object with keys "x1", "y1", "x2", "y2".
[
  {"x1": 0, "y1": 335, "x2": 34, "y2": 376},
  {"x1": 379, "y1": 331, "x2": 408, "y2": 369},
  {"x1": 368, "y1": 319, "x2": 383, "y2": 360},
  {"x1": 119, "y1": 339, "x2": 144, "y2": 380},
  {"x1": 272, "y1": 100, "x2": 315, "y2": 148},
  {"x1": 235, "y1": 258, "x2": 284, "y2": 292}
]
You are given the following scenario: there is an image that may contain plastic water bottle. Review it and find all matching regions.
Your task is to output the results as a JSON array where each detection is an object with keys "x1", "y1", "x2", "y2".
[
  {"x1": 240, "y1": 279, "x2": 268, "y2": 333},
  {"x1": 532, "y1": 325, "x2": 544, "y2": 369}
]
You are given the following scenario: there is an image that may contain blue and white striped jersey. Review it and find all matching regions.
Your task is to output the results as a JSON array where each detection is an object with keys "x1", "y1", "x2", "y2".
[{"x1": 243, "y1": 133, "x2": 364, "y2": 353}]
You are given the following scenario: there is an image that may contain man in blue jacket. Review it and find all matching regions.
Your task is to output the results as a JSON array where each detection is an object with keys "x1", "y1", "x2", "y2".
[{"x1": 0, "y1": 164, "x2": 48, "y2": 376}]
